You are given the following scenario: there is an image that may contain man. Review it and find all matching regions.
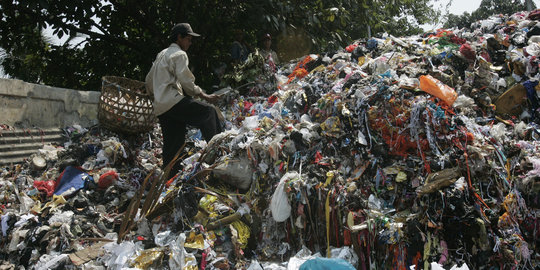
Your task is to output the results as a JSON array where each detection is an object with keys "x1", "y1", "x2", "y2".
[
  {"x1": 260, "y1": 33, "x2": 279, "y2": 65},
  {"x1": 230, "y1": 30, "x2": 250, "y2": 65},
  {"x1": 146, "y1": 23, "x2": 222, "y2": 172}
]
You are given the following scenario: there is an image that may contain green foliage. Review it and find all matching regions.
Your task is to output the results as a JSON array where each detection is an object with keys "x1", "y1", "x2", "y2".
[
  {"x1": 222, "y1": 50, "x2": 266, "y2": 88},
  {"x1": 444, "y1": 0, "x2": 535, "y2": 29},
  {"x1": 444, "y1": 12, "x2": 474, "y2": 30},
  {"x1": 0, "y1": 0, "x2": 436, "y2": 91}
]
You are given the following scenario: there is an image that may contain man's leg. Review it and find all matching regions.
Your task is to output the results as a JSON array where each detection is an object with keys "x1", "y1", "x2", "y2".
[
  {"x1": 175, "y1": 97, "x2": 223, "y2": 142},
  {"x1": 158, "y1": 113, "x2": 186, "y2": 170}
]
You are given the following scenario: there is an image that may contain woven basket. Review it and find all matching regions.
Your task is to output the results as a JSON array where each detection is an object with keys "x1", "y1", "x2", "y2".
[{"x1": 98, "y1": 76, "x2": 156, "y2": 134}]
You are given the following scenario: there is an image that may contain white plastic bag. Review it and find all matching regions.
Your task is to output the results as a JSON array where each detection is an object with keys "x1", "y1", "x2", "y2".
[
  {"x1": 102, "y1": 241, "x2": 140, "y2": 270},
  {"x1": 243, "y1": 116, "x2": 259, "y2": 129},
  {"x1": 247, "y1": 260, "x2": 264, "y2": 270},
  {"x1": 169, "y1": 233, "x2": 198, "y2": 270},
  {"x1": 271, "y1": 172, "x2": 298, "y2": 222}
]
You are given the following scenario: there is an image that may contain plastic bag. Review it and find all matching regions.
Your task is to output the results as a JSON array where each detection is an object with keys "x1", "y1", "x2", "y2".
[
  {"x1": 243, "y1": 116, "x2": 259, "y2": 129},
  {"x1": 35, "y1": 254, "x2": 70, "y2": 270},
  {"x1": 54, "y1": 166, "x2": 92, "y2": 197},
  {"x1": 247, "y1": 260, "x2": 264, "y2": 270},
  {"x1": 459, "y1": 43, "x2": 476, "y2": 60},
  {"x1": 271, "y1": 172, "x2": 298, "y2": 222},
  {"x1": 102, "y1": 241, "x2": 141, "y2": 270},
  {"x1": 299, "y1": 257, "x2": 356, "y2": 270},
  {"x1": 330, "y1": 246, "x2": 359, "y2": 268},
  {"x1": 489, "y1": 123, "x2": 507, "y2": 142},
  {"x1": 98, "y1": 170, "x2": 118, "y2": 189},
  {"x1": 154, "y1": 231, "x2": 175, "y2": 247},
  {"x1": 169, "y1": 233, "x2": 198, "y2": 270},
  {"x1": 48, "y1": 210, "x2": 74, "y2": 227},
  {"x1": 213, "y1": 157, "x2": 253, "y2": 190},
  {"x1": 419, "y1": 75, "x2": 458, "y2": 106}
]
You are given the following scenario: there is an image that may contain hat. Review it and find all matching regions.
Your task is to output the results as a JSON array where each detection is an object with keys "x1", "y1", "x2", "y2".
[
  {"x1": 262, "y1": 33, "x2": 272, "y2": 40},
  {"x1": 170, "y1": 23, "x2": 201, "y2": 38}
]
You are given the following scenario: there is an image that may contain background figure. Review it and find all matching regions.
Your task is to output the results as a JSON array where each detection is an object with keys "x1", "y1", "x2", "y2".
[
  {"x1": 260, "y1": 33, "x2": 279, "y2": 65},
  {"x1": 231, "y1": 30, "x2": 251, "y2": 65}
]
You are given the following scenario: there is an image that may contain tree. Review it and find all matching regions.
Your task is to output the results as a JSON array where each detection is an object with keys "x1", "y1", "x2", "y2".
[
  {"x1": 444, "y1": 12, "x2": 473, "y2": 30},
  {"x1": 444, "y1": 0, "x2": 535, "y2": 29},
  {"x1": 0, "y1": 0, "x2": 438, "y2": 91}
]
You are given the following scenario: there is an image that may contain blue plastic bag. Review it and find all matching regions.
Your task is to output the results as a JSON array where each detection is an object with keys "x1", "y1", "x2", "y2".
[
  {"x1": 54, "y1": 166, "x2": 91, "y2": 196},
  {"x1": 299, "y1": 257, "x2": 355, "y2": 270}
]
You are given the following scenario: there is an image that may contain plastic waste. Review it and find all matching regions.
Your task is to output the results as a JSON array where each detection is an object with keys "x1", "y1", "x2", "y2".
[
  {"x1": 329, "y1": 246, "x2": 359, "y2": 268},
  {"x1": 299, "y1": 257, "x2": 356, "y2": 270},
  {"x1": 247, "y1": 260, "x2": 264, "y2": 270},
  {"x1": 132, "y1": 247, "x2": 164, "y2": 269},
  {"x1": 169, "y1": 233, "x2": 198, "y2": 270},
  {"x1": 154, "y1": 230, "x2": 175, "y2": 247},
  {"x1": 419, "y1": 75, "x2": 458, "y2": 106},
  {"x1": 102, "y1": 241, "x2": 141, "y2": 270},
  {"x1": 459, "y1": 43, "x2": 476, "y2": 60},
  {"x1": 271, "y1": 172, "x2": 298, "y2": 222},
  {"x1": 243, "y1": 116, "x2": 259, "y2": 129},
  {"x1": 54, "y1": 166, "x2": 91, "y2": 197},
  {"x1": 98, "y1": 170, "x2": 118, "y2": 189},
  {"x1": 212, "y1": 157, "x2": 253, "y2": 190},
  {"x1": 431, "y1": 262, "x2": 470, "y2": 270},
  {"x1": 35, "y1": 254, "x2": 70, "y2": 270},
  {"x1": 48, "y1": 210, "x2": 74, "y2": 227}
]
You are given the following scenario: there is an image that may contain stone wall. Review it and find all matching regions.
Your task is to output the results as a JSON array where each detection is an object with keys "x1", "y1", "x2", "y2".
[{"x1": 0, "y1": 78, "x2": 100, "y2": 128}]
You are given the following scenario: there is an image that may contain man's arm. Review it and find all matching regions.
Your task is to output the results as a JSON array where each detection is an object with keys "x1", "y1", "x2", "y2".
[
  {"x1": 172, "y1": 52, "x2": 203, "y2": 97},
  {"x1": 172, "y1": 52, "x2": 220, "y2": 104},
  {"x1": 197, "y1": 91, "x2": 220, "y2": 104}
]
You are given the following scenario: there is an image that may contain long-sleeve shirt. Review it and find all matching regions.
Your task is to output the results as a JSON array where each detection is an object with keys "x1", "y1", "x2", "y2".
[{"x1": 145, "y1": 43, "x2": 203, "y2": 116}]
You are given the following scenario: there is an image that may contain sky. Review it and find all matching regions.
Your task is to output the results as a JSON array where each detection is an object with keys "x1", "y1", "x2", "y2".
[
  {"x1": 423, "y1": 0, "x2": 540, "y2": 30},
  {"x1": 445, "y1": 0, "x2": 540, "y2": 15}
]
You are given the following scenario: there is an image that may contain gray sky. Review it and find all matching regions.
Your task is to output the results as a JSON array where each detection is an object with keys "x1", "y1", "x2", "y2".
[
  {"x1": 423, "y1": 0, "x2": 540, "y2": 30},
  {"x1": 446, "y1": 0, "x2": 540, "y2": 15}
]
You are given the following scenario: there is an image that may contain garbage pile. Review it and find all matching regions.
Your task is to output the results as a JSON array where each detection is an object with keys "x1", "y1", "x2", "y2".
[{"x1": 1, "y1": 10, "x2": 540, "y2": 270}]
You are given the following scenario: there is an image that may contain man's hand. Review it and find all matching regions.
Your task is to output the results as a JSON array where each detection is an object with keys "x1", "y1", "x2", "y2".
[{"x1": 199, "y1": 92, "x2": 220, "y2": 104}]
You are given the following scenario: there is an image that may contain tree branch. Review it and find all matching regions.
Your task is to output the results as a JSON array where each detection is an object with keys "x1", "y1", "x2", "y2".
[
  {"x1": 109, "y1": 0, "x2": 162, "y2": 38},
  {"x1": 19, "y1": 8, "x2": 143, "y2": 52}
]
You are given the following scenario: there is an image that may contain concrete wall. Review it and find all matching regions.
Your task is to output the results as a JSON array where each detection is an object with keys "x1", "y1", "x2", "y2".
[{"x1": 0, "y1": 78, "x2": 100, "y2": 128}]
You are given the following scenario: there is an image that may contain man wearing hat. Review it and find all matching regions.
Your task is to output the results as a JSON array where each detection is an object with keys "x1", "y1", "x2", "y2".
[
  {"x1": 260, "y1": 33, "x2": 279, "y2": 65},
  {"x1": 146, "y1": 23, "x2": 222, "y2": 172}
]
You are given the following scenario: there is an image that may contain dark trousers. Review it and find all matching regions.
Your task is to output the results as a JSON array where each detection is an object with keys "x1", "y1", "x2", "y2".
[{"x1": 158, "y1": 97, "x2": 223, "y2": 169}]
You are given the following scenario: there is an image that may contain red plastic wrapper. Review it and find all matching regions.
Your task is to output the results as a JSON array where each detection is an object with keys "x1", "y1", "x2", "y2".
[
  {"x1": 459, "y1": 43, "x2": 476, "y2": 60},
  {"x1": 346, "y1": 44, "x2": 358, "y2": 53},
  {"x1": 33, "y1": 180, "x2": 57, "y2": 197},
  {"x1": 98, "y1": 171, "x2": 119, "y2": 189}
]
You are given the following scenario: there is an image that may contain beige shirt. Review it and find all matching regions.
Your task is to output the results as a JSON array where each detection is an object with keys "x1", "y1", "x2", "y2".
[
  {"x1": 145, "y1": 43, "x2": 203, "y2": 115},
  {"x1": 261, "y1": 49, "x2": 279, "y2": 64}
]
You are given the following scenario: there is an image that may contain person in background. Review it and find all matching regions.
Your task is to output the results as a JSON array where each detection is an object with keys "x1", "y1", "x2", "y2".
[
  {"x1": 230, "y1": 30, "x2": 251, "y2": 65},
  {"x1": 145, "y1": 23, "x2": 222, "y2": 172},
  {"x1": 260, "y1": 33, "x2": 279, "y2": 66}
]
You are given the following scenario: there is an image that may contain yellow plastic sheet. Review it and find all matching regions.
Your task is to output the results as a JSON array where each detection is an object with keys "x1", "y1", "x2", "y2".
[
  {"x1": 230, "y1": 220, "x2": 250, "y2": 249},
  {"x1": 396, "y1": 171, "x2": 407, "y2": 182},
  {"x1": 33, "y1": 195, "x2": 67, "y2": 213},
  {"x1": 132, "y1": 248, "x2": 164, "y2": 269},
  {"x1": 184, "y1": 231, "x2": 205, "y2": 250},
  {"x1": 323, "y1": 171, "x2": 335, "y2": 188}
]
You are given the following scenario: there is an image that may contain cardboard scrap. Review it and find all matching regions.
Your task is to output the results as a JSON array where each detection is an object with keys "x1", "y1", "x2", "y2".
[{"x1": 69, "y1": 241, "x2": 107, "y2": 266}]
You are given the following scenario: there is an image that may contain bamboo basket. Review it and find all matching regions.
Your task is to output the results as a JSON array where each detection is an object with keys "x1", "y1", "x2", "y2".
[{"x1": 98, "y1": 76, "x2": 156, "y2": 134}]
